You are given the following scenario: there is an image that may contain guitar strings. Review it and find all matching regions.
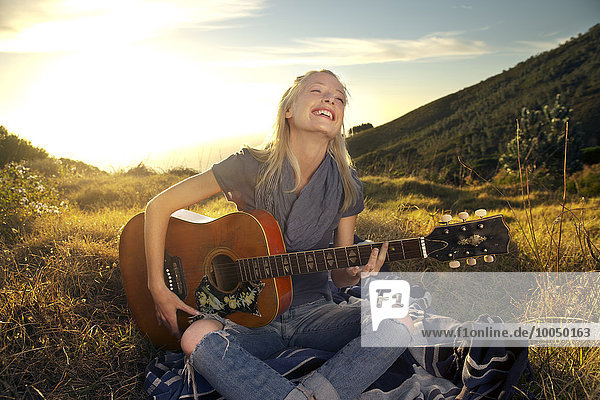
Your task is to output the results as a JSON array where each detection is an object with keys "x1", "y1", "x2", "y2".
[
  {"x1": 201, "y1": 248, "x2": 423, "y2": 273},
  {"x1": 200, "y1": 245, "x2": 423, "y2": 272},
  {"x1": 192, "y1": 248, "x2": 424, "y2": 282},
  {"x1": 197, "y1": 239, "x2": 419, "y2": 274},
  {"x1": 205, "y1": 255, "x2": 426, "y2": 284}
]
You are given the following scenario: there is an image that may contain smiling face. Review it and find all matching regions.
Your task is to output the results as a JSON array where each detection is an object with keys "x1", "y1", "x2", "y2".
[{"x1": 285, "y1": 71, "x2": 347, "y2": 141}]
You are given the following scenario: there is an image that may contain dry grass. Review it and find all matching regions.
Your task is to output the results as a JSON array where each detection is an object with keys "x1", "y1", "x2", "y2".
[
  {"x1": 1, "y1": 171, "x2": 598, "y2": 398},
  {"x1": 359, "y1": 175, "x2": 600, "y2": 399},
  {"x1": 1, "y1": 209, "x2": 155, "y2": 398}
]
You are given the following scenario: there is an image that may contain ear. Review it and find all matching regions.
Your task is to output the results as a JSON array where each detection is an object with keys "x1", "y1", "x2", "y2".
[{"x1": 285, "y1": 108, "x2": 293, "y2": 119}]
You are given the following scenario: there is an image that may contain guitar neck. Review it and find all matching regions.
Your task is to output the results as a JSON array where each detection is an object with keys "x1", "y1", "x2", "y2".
[{"x1": 236, "y1": 238, "x2": 427, "y2": 282}]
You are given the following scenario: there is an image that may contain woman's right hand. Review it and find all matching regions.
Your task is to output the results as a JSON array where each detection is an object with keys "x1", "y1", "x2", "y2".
[
  {"x1": 143, "y1": 171, "x2": 222, "y2": 338},
  {"x1": 150, "y1": 284, "x2": 201, "y2": 338}
]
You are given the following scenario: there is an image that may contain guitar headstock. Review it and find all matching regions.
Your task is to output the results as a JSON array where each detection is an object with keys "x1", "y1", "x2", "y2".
[{"x1": 425, "y1": 209, "x2": 510, "y2": 268}]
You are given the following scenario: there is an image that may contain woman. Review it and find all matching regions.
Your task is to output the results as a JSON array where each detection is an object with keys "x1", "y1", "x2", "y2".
[{"x1": 144, "y1": 70, "x2": 413, "y2": 400}]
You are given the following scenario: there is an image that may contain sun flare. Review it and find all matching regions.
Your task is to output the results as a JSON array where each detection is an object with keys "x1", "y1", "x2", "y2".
[{"x1": 8, "y1": 45, "x2": 279, "y2": 170}]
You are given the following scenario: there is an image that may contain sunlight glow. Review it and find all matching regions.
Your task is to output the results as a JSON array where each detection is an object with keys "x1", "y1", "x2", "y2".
[
  {"x1": 8, "y1": 45, "x2": 280, "y2": 169},
  {"x1": 0, "y1": 0, "x2": 266, "y2": 52}
]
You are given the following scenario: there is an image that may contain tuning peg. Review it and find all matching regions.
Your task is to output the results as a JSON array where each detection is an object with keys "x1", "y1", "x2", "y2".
[
  {"x1": 449, "y1": 260, "x2": 461, "y2": 269},
  {"x1": 440, "y1": 214, "x2": 452, "y2": 224},
  {"x1": 458, "y1": 211, "x2": 469, "y2": 221},
  {"x1": 466, "y1": 258, "x2": 477, "y2": 266},
  {"x1": 483, "y1": 255, "x2": 495, "y2": 263},
  {"x1": 475, "y1": 209, "x2": 487, "y2": 218}
]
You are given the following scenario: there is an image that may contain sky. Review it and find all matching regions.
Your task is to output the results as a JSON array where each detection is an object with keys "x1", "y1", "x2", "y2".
[{"x1": 0, "y1": 0, "x2": 598, "y2": 171}]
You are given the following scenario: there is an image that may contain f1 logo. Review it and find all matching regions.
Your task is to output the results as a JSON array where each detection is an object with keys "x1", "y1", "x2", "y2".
[{"x1": 369, "y1": 279, "x2": 410, "y2": 331}]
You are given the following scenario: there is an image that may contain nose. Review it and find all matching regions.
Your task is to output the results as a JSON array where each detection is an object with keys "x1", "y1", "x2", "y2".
[{"x1": 323, "y1": 94, "x2": 335, "y2": 104}]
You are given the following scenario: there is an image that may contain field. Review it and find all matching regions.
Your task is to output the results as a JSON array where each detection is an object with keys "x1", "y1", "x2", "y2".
[{"x1": 1, "y1": 165, "x2": 599, "y2": 399}]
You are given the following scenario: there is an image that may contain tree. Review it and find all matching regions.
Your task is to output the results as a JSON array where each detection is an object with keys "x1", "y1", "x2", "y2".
[
  {"x1": 0, "y1": 126, "x2": 48, "y2": 167},
  {"x1": 500, "y1": 94, "x2": 583, "y2": 179},
  {"x1": 347, "y1": 123, "x2": 373, "y2": 137}
]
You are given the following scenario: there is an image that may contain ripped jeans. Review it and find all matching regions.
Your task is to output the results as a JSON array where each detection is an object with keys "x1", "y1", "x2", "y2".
[{"x1": 188, "y1": 298, "x2": 411, "y2": 400}]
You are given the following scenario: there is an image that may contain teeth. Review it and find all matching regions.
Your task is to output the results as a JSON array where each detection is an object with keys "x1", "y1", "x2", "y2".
[{"x1": 314, "y1": 109, "x2": 333, "y2": 119}]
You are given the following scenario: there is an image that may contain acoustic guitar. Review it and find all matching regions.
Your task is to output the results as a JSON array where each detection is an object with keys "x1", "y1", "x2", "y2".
[{"x1": 119, "y1": 208, "x2": 510, "y2": 349}]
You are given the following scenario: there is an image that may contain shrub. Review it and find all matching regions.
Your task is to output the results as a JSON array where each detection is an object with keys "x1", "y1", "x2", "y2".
[
  {"x1": 582, "y1": 146, "x2": 600, "y2": 165},
  {"x1": 499, "y1": 94, "x2": 584, "y2": 185},
  {"x1": 124, "y1": 163, "x2": 156, "y2": 177},
  {"x1": 166, "y1": 167, "x2": 198, "y2": 177},
  {"x1": 567, "y1": 164, "x2": 600, "y2": 197},
  {"x1": 0, "y1": 162, "x2": 66, "y2": 242}
]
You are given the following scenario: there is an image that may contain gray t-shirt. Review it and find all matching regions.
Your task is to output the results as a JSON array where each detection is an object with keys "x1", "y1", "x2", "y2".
[{"x1": 211, "y1": 148, "x2": 364, "y2": 306}]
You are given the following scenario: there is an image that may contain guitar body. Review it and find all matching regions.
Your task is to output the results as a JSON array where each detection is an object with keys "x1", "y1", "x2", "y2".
[{"x1": 119, "y1": 209, "x2": 291, "y2": 350}]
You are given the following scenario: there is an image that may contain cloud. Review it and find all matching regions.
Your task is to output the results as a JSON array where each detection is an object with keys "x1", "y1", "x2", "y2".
[
  {"x1": 218, "y1": 33, "x2": 490, "y2": 67},
  {"x1": 452, "y1": 4, "x2": 473, "y2": 10},
  {"x1": 0, "y1": 0, "x2": 266, "y2": 52},
  {"x1": 516, "y1": 37, "x2": 569, "y2": 53}
]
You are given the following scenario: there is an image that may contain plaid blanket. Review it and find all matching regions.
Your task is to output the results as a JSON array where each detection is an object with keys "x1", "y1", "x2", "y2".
[{"x1": 145, "y1": 285, "x2": 533, "y2": 400}]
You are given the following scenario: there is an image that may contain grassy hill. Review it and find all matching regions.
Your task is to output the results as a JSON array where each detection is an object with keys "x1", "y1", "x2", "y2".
[
  {"x1": 347, "y1": 24, "x2": 600, "y2": 182},
  {"x1": 1, "y1": 126, "x2": 599, "y2": 397},
  {"x1": 1, "y1": 164, "x2": 599, "y2": 398}
]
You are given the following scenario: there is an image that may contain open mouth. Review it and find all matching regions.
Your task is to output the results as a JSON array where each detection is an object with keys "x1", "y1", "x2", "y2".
[{"x1": 312, "y1": 108, "x2": 334, "y2": 120}]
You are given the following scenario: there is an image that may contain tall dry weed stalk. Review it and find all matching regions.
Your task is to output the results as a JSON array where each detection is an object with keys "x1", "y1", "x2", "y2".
[
  {"x1": 514, "y1": 119, "x2": 543, "y2": 267},
  {"x1": 556, "y1": 121, "x2": 568, "y2": 270},
  {"x1": 507, "y1": 119, "x2": 598, "y2": 271}
]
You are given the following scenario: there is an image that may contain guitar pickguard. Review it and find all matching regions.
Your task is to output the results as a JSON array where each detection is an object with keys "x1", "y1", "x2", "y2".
[{"x1": 194, "y1": 276, "x2": 265, "y2": 317}]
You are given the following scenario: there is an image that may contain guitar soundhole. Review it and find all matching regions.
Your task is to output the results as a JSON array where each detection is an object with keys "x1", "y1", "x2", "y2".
[{"x1": 210, "y1": 254, "x2": 239, "y2": 292}]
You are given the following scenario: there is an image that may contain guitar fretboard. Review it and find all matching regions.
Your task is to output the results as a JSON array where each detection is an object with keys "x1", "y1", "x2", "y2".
[{"x1": 236, "y1": 238, "x2": 426, "y2": 282}]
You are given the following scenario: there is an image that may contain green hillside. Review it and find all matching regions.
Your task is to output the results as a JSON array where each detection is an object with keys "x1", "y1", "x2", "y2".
[{"x1": 348, "y1": 24, "x2": 600, "y2": 182}]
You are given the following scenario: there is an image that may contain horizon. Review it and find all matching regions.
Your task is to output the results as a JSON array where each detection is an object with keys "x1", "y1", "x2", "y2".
[{"x1": 0, "y1": 0, "x2": 598, "y2": 171}]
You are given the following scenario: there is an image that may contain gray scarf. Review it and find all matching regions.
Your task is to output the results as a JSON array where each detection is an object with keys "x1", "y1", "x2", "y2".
[{"x1": 255, "y1": 153, "x2": 342, "y2": 252}]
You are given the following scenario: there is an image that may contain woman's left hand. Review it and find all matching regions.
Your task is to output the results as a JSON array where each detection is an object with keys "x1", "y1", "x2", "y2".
[{"x1": 346, "y1": 241, "x2": 389, "y2": 278}]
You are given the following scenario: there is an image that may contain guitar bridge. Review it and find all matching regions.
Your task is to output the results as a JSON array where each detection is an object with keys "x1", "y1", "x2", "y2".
[{"x1": 164, "y1": 251, "x2": 187, "y2": 301}]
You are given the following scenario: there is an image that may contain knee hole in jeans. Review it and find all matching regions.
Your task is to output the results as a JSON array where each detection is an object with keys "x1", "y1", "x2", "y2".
[{"x1": 181, "y1": 318, "x2": 224, "y2": 356}]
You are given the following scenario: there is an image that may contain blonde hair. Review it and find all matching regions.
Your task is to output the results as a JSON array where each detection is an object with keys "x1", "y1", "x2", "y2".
[{"x1": 247, "y1": 69, "x2": 360, "y2": 212}]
